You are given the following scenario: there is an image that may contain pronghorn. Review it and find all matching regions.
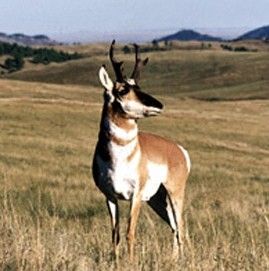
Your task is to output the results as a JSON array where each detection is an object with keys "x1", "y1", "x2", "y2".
[{"x1": 92, "y1": 40, "x2": 191, "y2": 261}]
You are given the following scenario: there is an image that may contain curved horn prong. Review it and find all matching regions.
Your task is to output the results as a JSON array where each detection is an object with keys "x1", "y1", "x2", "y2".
[
  {"x1": 131, "y1": 44, "x2": 148, "y2": 82},
  {"x1": 109, "y1": 40, "x2": 124, "y2": 82}
]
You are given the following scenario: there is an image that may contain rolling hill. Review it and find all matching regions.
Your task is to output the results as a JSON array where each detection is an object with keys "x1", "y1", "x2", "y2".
[
  {"x1": 157, "y1": 29, "x2": 222, "y2": 42},
  {"x1": 0, "y1": 32, "x2": 59, "y2": 45},
  {"x1": 236, "y1": 25, "x2": 269, "y2": 41},
  {"x1": 4, "y1": 47, "x2": 269, "y2": 101}
]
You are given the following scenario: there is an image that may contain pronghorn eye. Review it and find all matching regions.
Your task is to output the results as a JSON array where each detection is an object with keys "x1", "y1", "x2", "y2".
[{"x1": 119, "y1": 88, "x2": 130, "y2": 96}]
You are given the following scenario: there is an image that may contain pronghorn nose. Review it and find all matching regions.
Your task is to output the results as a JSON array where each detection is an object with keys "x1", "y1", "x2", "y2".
[{"x1": 136, "y1": 91, "x2": 163, "y2": 109}]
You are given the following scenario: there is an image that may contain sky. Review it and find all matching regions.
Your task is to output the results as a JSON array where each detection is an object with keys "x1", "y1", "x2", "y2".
[{"x1": 0, "y1": 0, "x2": 269, "y2": 42}]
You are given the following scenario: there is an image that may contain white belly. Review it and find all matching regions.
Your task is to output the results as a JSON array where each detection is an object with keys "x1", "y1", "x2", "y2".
[
  {"x1": 109, "y1": 157, "x2": 139, "y2": 200},
  {"x1": 110, "y1": 160, "x2": 167, "y2": 201},
  {"x1": 96, "y1": 153, "x2": 167, "y2": 201}
]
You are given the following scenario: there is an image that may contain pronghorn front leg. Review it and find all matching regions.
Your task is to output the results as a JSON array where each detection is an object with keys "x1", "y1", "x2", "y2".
[
  {"x1": 127, "y1": 193, "x2": 142, "y2": 261},
  {"x1": 107, "y1": 199, "x2": 120, "y2": 260}
]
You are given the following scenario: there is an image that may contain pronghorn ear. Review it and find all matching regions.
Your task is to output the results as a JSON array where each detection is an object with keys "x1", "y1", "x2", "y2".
[{"x1": 99, "y1": 66, "x2": 114, "y2": 91}]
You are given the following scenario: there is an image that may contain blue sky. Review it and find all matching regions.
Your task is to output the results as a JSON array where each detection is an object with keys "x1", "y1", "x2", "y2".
[{"x1": 0, "y1": 0, "x2": 268, "y2": 41}]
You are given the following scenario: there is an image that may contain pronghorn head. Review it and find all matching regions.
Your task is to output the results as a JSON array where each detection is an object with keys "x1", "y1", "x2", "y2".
[{"x1": 99, "y1": 40, "x2": 163, "y2": 119}]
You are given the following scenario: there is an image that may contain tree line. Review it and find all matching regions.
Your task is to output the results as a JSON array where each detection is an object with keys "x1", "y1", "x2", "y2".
[{"x1": 0, "y1": 42, "x2": 83, "y2": 73}]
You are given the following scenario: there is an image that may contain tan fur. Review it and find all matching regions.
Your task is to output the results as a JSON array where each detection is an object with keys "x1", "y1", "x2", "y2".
[{"x1": 138, "y1": 132, "x2": 189, "y2": 194}]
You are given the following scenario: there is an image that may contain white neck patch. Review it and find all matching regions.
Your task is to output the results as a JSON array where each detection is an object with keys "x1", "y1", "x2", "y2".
[
  {"x1": 110, "y1": 138, "x2": 138, "y2": 161},
  {"x1": 105, "y1": 118, "x2": 138, "y2": 142}
]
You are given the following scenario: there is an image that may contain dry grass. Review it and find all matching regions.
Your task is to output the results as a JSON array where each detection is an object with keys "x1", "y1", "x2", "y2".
[{"x1": 0, "y1": 77, "x2": 268, "y2": 270}]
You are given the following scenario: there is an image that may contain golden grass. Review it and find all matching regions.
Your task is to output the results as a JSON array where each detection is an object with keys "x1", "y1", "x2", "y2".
[{"x1": 0, "y1": 78, "x2": 268, "y2": 270}]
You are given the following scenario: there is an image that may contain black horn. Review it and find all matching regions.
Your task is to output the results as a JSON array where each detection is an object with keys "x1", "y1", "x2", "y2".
[
  {"x1": 109, "y1": 40, "x2": 124, "y2": 82},
  {"x1": 130, "y1": 44, "x2": 148, "y2": 82}
]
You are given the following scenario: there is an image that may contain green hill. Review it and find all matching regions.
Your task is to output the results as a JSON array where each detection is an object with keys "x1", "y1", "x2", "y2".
[{"x1": 4, "y1": 48, "x2": 269, "y2": 101}]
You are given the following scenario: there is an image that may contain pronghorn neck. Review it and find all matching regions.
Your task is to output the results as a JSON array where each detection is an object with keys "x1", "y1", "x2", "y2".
[{"x1": 99, "y1": 103, "x2": 138, "y2": 147}]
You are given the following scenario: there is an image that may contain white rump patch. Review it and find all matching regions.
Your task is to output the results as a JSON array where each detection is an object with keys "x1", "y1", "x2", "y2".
[
  {"x1": 178, "y1": 145, "x2": 191, "y2": 173},
  {"x1": 142, "y1": 161, "x2": 168, "y2": 201}
]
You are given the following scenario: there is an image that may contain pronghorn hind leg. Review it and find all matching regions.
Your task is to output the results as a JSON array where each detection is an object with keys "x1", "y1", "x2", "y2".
[
  {"x1": 148, "y1": 185, "x2": 184, "y2": 258},
  {"x1": 147, "y1": 184, "x2": 171, "y2": 226},
  {"x1": 107, "y1": 199, "x2": 120, "y2": 261},
  {"x1": 167, "y1": 195, "x2": 185, "y2": 259}
]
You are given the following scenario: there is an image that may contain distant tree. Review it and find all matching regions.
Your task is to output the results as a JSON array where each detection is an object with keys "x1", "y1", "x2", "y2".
[
  {"x1": 4, "y1": 54, "x2": 24, "y2": 72},
  {"x1": 220, "y1": 44, "x2": 233, "y2": 51},
  {"x1": 23, "y1": 46, "x2": 34, "y2": 57},
  {"x1": 0, "y1": 43, "x2": 3, "y2": 55},
  {"x1": 122, "y1": 45, "x2": 131, "y2": 54},
  {"x1": 164, "y1": 40, "x2": 168, "y2": 47},
  {"x1": 220, "y1": 44, "x2": 253, "y2": 53},
  {"x1": 234, "y1": 46, "x2": 248, "y2": 52},
  {"x1": 31, "y1": 48, "x2": 81, "y2": 64},
  {"x1": 152, "y1": 39, "x2": 159, "y2": 49},
  {"x1": 0, "y1": 41, "x2": 82, "y2": 72}
]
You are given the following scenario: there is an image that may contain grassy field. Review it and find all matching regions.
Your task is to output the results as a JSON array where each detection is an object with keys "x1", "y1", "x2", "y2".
[{"x1": 0, "y1": 45, "x2": 268, "y2": 270}]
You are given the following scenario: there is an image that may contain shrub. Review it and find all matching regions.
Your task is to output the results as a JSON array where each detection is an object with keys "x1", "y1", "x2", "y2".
[
  {"x1": 4, "y1": 54, "x2": 25, "y2": 72},
  {"x1": 122, "y1": 45, "x2": 131, "y2": 54},
  {"x1": 234, "y1": 46, "x2": 248, "y2": 52},
  {"x1": 0, "y1": 43, "x2": 4, "y2": 55},
  {"x1": 221, "y1": 44, "x2": 233, "y2": 51}
]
